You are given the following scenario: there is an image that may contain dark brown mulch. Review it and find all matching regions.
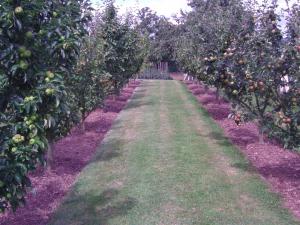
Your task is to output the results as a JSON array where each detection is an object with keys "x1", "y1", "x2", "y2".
[{"x1": 0, "y1": 81, "x2": 141, "y2": 225}]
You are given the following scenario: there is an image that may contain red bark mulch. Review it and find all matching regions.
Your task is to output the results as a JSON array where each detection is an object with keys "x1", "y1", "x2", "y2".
[
  {"x1": 172, "y1": 73, "x2": 300, "y2": 220},
  {"x1": 0, "y1": 81, "x2": 141, "y2": 225}
]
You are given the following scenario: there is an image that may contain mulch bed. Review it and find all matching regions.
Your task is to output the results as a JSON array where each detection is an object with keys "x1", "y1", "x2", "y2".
[
  {"x1": 0, "y1": 81, "x2": 140, "y2": 225},
  {"x1": 176, "y1": 75, "x2": 300, "y2": 220}
]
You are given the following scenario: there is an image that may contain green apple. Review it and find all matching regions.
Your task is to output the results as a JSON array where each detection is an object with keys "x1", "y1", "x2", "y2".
[
  {"x1": 19, "y1": 60, "x2": 29, "y2": 70},
  {"x1": 12, "y1": 134, "x2": 25, "y2": 144},
  {"x1": 25, "y1": 31, "x2": 33, "y2": 39},
  {"x1": 46, "y1": 71, "x2": 55, "y2": 78},
  {"x1": 29, "y1": 138, "x2": 36, "y2": 145},
  {"x1": 232, "y1": 90, "x2": 238, "y2": 95},
  {"x1": 14, "y1": 6, "x2": 23, "y2": 14},
  {"x1": 45, "y1": 88, "x2": 54, "y2": 95}
]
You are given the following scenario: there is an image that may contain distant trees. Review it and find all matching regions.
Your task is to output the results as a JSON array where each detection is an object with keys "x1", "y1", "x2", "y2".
[
  {"x1": 136, "y1": 7, "x2": 177, "y2": 69},
  {"x1": 99, "y1": 2, "x2": 144, "y2": 96}
]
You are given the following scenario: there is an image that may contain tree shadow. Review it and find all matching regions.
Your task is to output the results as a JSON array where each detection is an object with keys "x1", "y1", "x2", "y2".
[
  {"x1": 198, "y1": 95, "x2": 218, "y2": 105},
  {"x1": 204, "y1": 127, "x2": 259, "y2": 150},
  {"x1": 231, "y1": 162, "x2": 255, "y2": 173},
  {"x1": 95, "y1": 149, "x2": 121, "y2": 162},
  {"x1": 84, "y1": 117, "x2": 114, "y2": 133},
  {"x1": 258, "y1": 158, "x2": 300, "y2": 181},
  {"x1": 206, "y1": 104, "x2": 230, "y2": 121},
  {"x1": 207, "y1": 131, "x2": 225, "y2": 141},
  {"x1": 103, "y1": 100, "x2": 128, "y2": 113},
  {"x1": 191, "y1": 88, "x2": 206, "y2": 95},
  {"x1": 91, "y1": 138, "x2": 123, "y2": 163},
  {"x1": 203, "y1": 131, "x2": 233, "y2": 148},
  {"x1": 116, "y1": 95, "x2": 132, "y2": 102},
  {"x1": 187, "y1": 85, "x2": 200, "y2": 90},
  {"x1": 102, "y1": 88, "x2": 141, "y2": 113},
  {"x1": 125, "y1": 99, "x2": 154, "y2": 110},
  {"x1": 201, "y1": 131, "x2": 256, "y2": 173},
  {"x1": 227, "y1": 128, "x2": 259, "y2": 148},
  {"x1": 49, "y1": 188, "x2": 137, "y2": 225},
  {"x1": 123, "y1": 88, "x2": 155, "y2": 110}
]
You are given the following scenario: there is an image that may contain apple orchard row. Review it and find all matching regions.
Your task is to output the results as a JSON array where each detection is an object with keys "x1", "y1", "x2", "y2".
[{"x1": 0, "y1": 1, "x2": 143, "y2": 212}]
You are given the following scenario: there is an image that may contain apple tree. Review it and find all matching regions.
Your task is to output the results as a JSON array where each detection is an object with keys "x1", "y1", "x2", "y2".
[{"x1": 0, "y1": 0, "x2": 90, "y2": 211}]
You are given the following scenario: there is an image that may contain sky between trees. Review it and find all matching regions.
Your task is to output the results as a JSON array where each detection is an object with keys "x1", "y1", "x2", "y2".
[
  {"x1": 91, "y1": 0, "x2": 298, "y2": 18},
  {"x1": 91, "y1": 0, "x2": 191, "y2": 17}
]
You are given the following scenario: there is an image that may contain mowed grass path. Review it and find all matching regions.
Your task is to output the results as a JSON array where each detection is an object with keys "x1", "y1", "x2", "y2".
[{"x1": 49, "y1": 80, "x2": 299, "y2": 225}]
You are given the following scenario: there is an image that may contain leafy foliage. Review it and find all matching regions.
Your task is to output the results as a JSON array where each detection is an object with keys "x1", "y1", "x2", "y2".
[
  {"x1": 136, "y1": 7, "x2": 177, "y2": 66},
  {"x1": 98, "y1": 2, "x2": 144, "y2": 96},
  {"x1": 175, "y1": 0, "x2": 300, "y2": 149},
  {"x1": 0, "y1": 0, "x2": 143, "y2": 213},
  {"x1": 0, "y1": 0, "x2": 91, "y2": 212}
]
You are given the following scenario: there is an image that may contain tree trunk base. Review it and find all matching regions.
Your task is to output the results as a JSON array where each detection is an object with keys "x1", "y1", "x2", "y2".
[
  {"x1": 47, "y1": 142, "x2": 54, "y2": 170},
  {"x1": 81, "y1": 119, "x2": 86, "y2": 133},
  {"x1": 216, "y1": 88, "x2": 221, "y2": 104},
  {"x1": 259, "y1": 130, "x2": 265, "y2": 144},
  {"x1": 205, "y1": 85, "x2": 209, "y2": 92}
]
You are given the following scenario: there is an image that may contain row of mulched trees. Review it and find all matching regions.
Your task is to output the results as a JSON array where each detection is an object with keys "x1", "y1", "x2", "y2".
[
  {"x1": 0, "y1": 0, "x2": 145, "y2": 212},
  {"x1": 174, "y1": 0, "x2": 300, "y2": 150}
]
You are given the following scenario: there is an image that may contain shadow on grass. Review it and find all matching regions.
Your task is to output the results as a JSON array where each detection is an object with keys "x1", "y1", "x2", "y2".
[
  {"x1": 204, "y1": 131, "x2": 235, "y2": 149},
  {"x1": 91, "y1": 139, "x2": 124, "y2": 163},
  {"x1": 231, "y1": 162, "x2": 255, "y2": 173},
  {"x1": 125, "y1": 99, "x2": 154, "y2": 110},
  {"x1": 51, "y1": 188, "x2": 137, "y2": 225},
  {"x1": 201, "y1": 131, "x2": 255, "y2": 173},
  {"x1": 124, "y1": 87, "x2": 155, "y2": 110},
  {"x1": 96, "y1": 149, "x2": 121, "y2": 162}
]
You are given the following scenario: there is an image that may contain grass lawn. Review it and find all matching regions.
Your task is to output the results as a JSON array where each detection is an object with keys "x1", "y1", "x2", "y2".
[{"x1": 49, "y1": 80, "x2": 299, "y2": 225}]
